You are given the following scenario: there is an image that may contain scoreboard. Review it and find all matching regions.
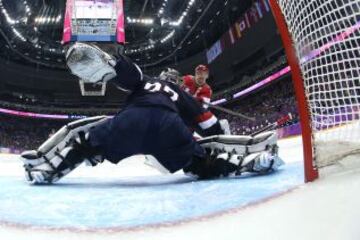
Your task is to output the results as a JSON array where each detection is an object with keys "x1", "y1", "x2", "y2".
[{"x1": 62, "y1": 0, "x2": 125, "y2": 43}]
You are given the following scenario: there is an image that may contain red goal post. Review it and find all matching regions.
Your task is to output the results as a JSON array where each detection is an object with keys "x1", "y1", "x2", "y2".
[
  {"x1": 269, "y1": 0, "x2": 360, "y2": 182},
  {"x1": 269, "y1": 0, "x2": 317, "y2": 182}
]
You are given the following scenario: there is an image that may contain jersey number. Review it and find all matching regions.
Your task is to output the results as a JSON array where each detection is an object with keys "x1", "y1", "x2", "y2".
[{"x1": 144, "y1": 82, "x2": 179, "y2": 102}]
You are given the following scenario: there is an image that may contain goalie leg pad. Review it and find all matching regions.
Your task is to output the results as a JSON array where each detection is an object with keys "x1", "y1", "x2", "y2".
[
  {"x1": 21, "y1": 116, "x2": 107, "y2": 168},
  {"x1": 198, "y1": 131, "x2": 278, "y2": 156},
  {"x1": 183, "y1": 149, "x2": 284, "y2": 180},
  {"x1": 24, "y1": 146, "x2": 84, "y2": 184},
  {"x1": 20, "y1": 116, "x2": 107, "y2": 184}
]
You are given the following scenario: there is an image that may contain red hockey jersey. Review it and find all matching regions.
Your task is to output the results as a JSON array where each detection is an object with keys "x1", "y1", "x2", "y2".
[{"x1": 182, "y1": 75, "x2": 212, "y2": 104}]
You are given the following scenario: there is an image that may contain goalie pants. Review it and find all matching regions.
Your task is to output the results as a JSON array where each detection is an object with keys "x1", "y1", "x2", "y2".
[{"x1": 88, "y1": 106, "x2": 205, "y2": 173}]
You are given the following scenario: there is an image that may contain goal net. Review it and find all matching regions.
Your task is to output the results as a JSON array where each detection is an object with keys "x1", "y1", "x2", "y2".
[{"x1": 270, "y1": 0, "x2": 360, "y2": 181}]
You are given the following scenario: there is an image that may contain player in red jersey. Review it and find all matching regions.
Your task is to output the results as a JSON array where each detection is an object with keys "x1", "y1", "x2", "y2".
[
  {"x1": 160, "y1": 66, "x2": 231, "y2": 135},
  {"x1": 181, "y1": 64, "x2": 232, "y2": 133},
  {"x1": 182, "y1": 65, "x2": 212, "y2": 107},
  {"x1": 182, "y1": 65, "x2": 232, "y2": 134}
]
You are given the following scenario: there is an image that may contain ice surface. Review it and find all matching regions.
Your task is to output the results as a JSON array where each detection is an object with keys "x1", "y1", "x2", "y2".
[
  {"x1": 0, "y1": 136, "x2": 359, "y2": 240},
  {"x1": 0, "y1": 164, "x2": 303, "y2": 229}
]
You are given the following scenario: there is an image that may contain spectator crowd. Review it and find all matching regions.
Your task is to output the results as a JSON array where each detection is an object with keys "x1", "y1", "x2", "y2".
[
  {"x1": 214, "y1": 77, "x2": 299, "y2": 135},
  {"x1": 0, "y1": 115, "x2": 64, "y2": 151},
  {"x1": 0, "y1": 77, "x2": 299, "y2": 151}
]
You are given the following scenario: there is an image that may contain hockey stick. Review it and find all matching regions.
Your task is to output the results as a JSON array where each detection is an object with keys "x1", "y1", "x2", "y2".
[
  {"x1": 250, "y1": 113, "x2": 293, "y2": 137},
  {"x1": 206, "y1": 103, "x2": 256, "y2": 122}
]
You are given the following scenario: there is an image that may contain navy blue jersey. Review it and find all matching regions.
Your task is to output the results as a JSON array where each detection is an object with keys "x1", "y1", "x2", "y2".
[
  {"x1": 110, "y1": 55, "x2": 223, "y2": 135},
  {"x1": 89, "y1": 55, "x2": 224, "y2": 171},
  {"x1": 127, "y1": 77, "x2": 207, "y2": 128}
]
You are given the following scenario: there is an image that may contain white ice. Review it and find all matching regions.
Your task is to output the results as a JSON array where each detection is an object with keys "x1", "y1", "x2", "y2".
[{"x1": 0, "y1": 135, "x2": 360, "y2": 240}]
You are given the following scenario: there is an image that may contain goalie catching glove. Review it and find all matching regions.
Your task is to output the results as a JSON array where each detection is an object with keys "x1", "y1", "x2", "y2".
[
  {"x1": 20, "y1": 116, "x2": 108, "y2": 184},
  {"x1": 66, "y1": 42, "x2": 117, "y2": 84}
]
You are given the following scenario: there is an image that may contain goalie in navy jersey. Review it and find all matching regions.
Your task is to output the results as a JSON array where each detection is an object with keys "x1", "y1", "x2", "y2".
[{"x1": 20, "y1": 43, "x2": 284, "y2": 184}]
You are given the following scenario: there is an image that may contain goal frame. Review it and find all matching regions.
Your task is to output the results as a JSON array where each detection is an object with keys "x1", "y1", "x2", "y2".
[{"x1": 268, "y1": 0, "x2": 319, "y2": 182}]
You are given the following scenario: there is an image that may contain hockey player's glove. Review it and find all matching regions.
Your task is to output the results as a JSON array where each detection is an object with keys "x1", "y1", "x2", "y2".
[{"x1": 66, "y1": 42, "x2": 117, "y2": 84}]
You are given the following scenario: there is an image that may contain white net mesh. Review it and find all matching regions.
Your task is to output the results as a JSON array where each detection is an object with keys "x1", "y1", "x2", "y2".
[{"x1": 276, "y1": 0, "x2": 360, "y2": 168}]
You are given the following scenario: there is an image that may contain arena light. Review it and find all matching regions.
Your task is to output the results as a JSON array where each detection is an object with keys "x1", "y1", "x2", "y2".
[
  {"x1": 158, "y1": 0, "x2": 169, "y2": 16},
  {"x1": 126, "y1": 29, "x2": 175, "y2": 55},
  {"x1": 127, "y1": 17, "x2": 154, "y2": 26},
  {"x1": 0, "y1": 107, "x2": 70, "y2": 120},
  {"x1": 0, "y1": 0, "x2": 18, "y2": 25},
  {"x1": 125, "y1": 44, "x2": 155, "y2": 54},
  {"x1": 35, "y1": 14, "x2": 62, "y2": 25},
  {"x1": 233, "y1": 66, "x2": 291, "y2": 99},
  {"x1": 11, "y1": 27, "x2": 26, "y2": 42},
  {"x1": 56, "y1": 14, "x2": 62, "y2": 23},
  {"x1": 160, "y1": 30, "x2": 175, "y2": 43},
  {"x1": 170, "y1": 0, "x2": 196, "y2": 27},
  {"x1": 126, "y1": 0, "x2": 197, "y2": 56},
  {"x1": 0, "y1": 0, "x2": 32, "y2": 25}
]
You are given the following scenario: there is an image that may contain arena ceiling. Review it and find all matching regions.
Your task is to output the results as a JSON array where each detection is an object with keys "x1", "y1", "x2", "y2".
[{"x1": 0, "y1": 0, "x2": 252, "y2": 70}]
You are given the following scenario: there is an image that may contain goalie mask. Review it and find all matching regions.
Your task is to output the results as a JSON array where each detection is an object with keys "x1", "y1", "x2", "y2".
[{"x1": 159, "y1": 68, "x2": 181, "y2": 84}]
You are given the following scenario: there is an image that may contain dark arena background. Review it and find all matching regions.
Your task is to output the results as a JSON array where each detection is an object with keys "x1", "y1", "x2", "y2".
[{"x1": 0, "y1": 0, "x2": 360, "y2": 239}]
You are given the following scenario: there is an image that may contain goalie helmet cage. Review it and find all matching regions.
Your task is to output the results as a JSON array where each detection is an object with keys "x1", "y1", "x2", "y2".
[{"x1": 269, "y1": 0, "x2": 360, "y2": 182}]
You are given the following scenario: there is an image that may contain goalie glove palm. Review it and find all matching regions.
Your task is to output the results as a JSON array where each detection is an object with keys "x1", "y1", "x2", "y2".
[{"x1": 66, "y1": 42, "x2": 117, "y2": 84}]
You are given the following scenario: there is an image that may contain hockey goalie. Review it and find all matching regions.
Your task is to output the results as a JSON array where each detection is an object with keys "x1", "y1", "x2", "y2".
[{"x1": 20, "y1": 43, "x2": 284, "y2": 184}]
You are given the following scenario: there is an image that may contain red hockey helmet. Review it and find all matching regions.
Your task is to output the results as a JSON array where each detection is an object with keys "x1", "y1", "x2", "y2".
[{"x1": 195, "y1": 64, "x2": 209, "y2": 73}]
